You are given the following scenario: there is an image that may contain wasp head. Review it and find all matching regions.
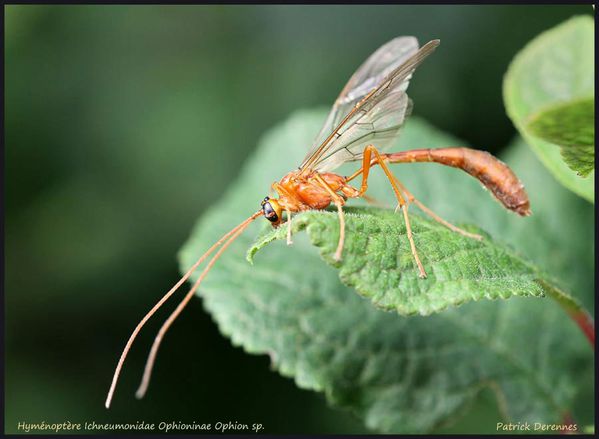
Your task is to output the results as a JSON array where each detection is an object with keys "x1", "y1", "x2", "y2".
[{"x1": 260, "y1": 197, "x2": 283, "y2": 227}]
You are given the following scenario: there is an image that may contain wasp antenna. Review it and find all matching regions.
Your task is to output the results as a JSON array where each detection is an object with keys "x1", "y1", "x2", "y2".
[
  {"x1": 104, "y1": 210, "x2": 262, "y2": 409},
  {"x1": 135, "y1": 210, "x2": 262, "y2": 400}
]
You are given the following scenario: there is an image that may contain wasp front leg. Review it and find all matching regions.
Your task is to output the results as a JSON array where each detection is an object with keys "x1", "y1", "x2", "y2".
[
  {"x1": 272, "y1": 183, "x2": 303, "y2": 245},
  {"x1": 285, "y1": 208, "x2": 293, "y2": 245}
]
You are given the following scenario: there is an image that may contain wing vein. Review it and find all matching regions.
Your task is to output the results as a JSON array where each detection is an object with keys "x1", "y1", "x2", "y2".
[{"x1": 299, "y1": 38, "x2": 439, "y2": 173}]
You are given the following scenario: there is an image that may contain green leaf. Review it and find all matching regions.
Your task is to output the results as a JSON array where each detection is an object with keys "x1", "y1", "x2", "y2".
[
  {"x1": 561, "y1": 147, "x2": 594, "y2": 179},
  {"x1": 503, "y1": 16, "x2": 595, "y2": 201},
  {"x1": 248, "y1": 208, "x2": 544, "y2": 316},
  {"x1": 528, "y1": 98, "x2": 594, "y2": 150},
  {"x1": 527, "y1": 98, "x2": 594, "y2": 177},
  {"x1": 180, "y1": 110, "x2": 593, "y2": 433}
]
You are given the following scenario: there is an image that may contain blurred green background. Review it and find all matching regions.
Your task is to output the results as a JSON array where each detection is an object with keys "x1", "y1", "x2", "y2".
[{"x1": 5, "y1": 5, "x2": 592, "y2": 434}]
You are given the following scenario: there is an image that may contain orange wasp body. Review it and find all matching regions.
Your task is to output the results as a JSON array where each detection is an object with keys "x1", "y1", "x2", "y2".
[{"x1": 106, "y1": 37, "x2": 530, "y2": 408}]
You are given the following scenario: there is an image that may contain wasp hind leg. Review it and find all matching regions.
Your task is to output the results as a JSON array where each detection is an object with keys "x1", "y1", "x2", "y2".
[
  {"x1": 391, "y1": 176, "x2": 483, "y2": 241},
  {"x1": 351, "y1": 145, "x2": 427, "y2": 279}
]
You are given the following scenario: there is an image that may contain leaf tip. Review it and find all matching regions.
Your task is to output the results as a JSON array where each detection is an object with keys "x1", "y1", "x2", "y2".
[{"x1": 246, "y1": 247, "x2": 257, "y2": 265}]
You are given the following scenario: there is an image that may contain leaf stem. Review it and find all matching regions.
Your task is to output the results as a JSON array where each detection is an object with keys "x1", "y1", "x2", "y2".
[{"x1": 537, "y1": 279, "x2": 595, "y2": 348}]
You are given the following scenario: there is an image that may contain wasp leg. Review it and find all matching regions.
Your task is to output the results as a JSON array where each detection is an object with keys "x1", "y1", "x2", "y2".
[
  {"x1": 312, "y1": 174, "x2": 346, "y2": 262},
  {"x1": 391, "y1": 176, "x2": 483, "y2": 241},
  {"x1": 348, "y1": 151, "x2": 483, "y2": 241},
  {"x1": 285, "y1": 208, "x2": 293, "y2": 245},
  {"x1": 272, "y1": 182, "x2": 304, "y2": 245},
  {"x1": 349, "y1": 145, "x2": 427, "y2": 278}
]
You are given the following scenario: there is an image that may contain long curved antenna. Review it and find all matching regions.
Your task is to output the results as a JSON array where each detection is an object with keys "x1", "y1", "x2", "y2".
[
  {"x1": 105, "y1": 210, "x2": 262, "y2": 409},
  {"x1": 135, "y1": 211, "x2": 262, "y2": 399}
]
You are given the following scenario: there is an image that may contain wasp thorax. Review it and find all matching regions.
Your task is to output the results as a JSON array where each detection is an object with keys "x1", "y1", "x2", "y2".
[{"x1": 260, "y1": 196, "x2": 283, "y2": 226}]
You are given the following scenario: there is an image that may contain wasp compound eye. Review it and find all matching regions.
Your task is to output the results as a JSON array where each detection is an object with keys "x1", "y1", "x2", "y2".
[{"x1": 262, "y1": 201, "x2": 278, "y2": 223}]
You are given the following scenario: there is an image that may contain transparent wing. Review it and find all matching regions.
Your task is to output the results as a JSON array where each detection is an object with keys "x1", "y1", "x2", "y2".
[
  {"x1": 311, "y1": 92, "x2": 413, "y2": 172},
  {"x1": 308, "y1": 37, "x2": 419, "y2": 158},
  {"x1": 300, "y1": 38, "x2": 439, "y2": 172}
]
